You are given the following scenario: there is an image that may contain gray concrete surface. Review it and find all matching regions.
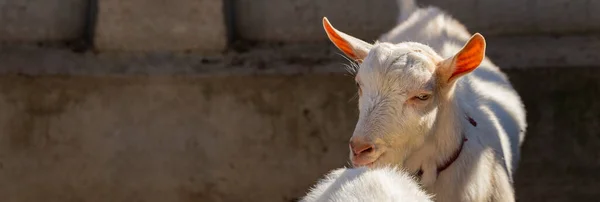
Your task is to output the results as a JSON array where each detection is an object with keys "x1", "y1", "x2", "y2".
[
  {"x1": 420, "y1": 0, "x2": 600, "y2": 35},
  {"x1": 236, "y1": 0, "x2": 600, "y2": 42},
  {"x1": 94, "y1": 0, "x2": 226, "y2": 52},
  {"x1": 2, "y1": 0, "x2": 597, "y2": 48},
  {"x1": 1, "y1": 0, "x2": 598, "y2": 49},
  {"x1": 0, "y1": 37, "x2": 599, "y2": 201},
  {"x1": 0, "y1": 68, "x2": 598, "y2": 202},
  {"x1": 0, "y1": 0, "x2": 597, "y2": 201},
  {"x1": 0, "y1": 75, "x2": 356, "y2": 202},
  {"x1": 510, "y1": 68, "x2": 600, "y2": 202},
  {"x1": 0, "y1": 0, "x2": 87, "y2": 42},
  {"x1": 1, "y1": 36, "x2": 599, "y2": 76},
  {"x1": 235, "y1": 0, "x2": 397, "y2": 42}
]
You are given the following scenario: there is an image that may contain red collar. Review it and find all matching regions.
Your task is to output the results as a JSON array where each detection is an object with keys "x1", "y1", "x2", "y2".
[
  {"x1": 414, "y1": 136, "x2": 467, "y2": 178},
  {"x1": 414, "y1": 115, "x2": 476, "y2": 178},
  {"x1": 436, "y1": 137, "x2": 467, "y2": 174},
  {"x1": 436, "y1": 114, "x2": 477, "y2": 174}
]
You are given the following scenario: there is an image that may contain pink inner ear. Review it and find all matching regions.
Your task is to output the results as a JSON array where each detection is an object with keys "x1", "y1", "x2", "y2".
[
  {"x1": 323, "y1": 18, "x2": 358, "y2": 60},
  {"x1": 448, "y1": 36, "x2": 485, "y2": 81}
]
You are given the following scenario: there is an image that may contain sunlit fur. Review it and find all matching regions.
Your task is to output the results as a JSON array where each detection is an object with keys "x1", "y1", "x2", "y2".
[
  {"x1": 351, "y1": 42, "x2": 443, "y2": 168},
  {"x1": 329, "y1": 0, "x2": 527, "y2": 201},
  {"x1": 301, "y1": 166, "x2": 433, "y2": 202}
]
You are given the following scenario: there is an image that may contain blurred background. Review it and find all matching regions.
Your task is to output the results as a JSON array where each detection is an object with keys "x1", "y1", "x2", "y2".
[{"x1": 0, "y1": 0, "x2": 598, "y2": 201}]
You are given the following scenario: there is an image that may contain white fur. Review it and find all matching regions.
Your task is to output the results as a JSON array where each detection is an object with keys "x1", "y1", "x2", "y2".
[
  {"x1": 301, "y1": 167, "x2": 433, "y2": 202},
  {"x1": 323, "y1": 0, "x2": 527, "y2": 201}
]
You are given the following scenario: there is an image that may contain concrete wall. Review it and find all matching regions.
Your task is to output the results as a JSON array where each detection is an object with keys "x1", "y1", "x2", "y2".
[
  {"x1": 235, "y1": 0, "x2": 600, "y2": 42},
  {"x1": 420, "y1": 0, "x2": 600, "y2": 35},
  {"x1": 0, "y1": 0, "x2": 88, "y2": 42},
  {"x1": 234, "y1": 0, "x2": 398, "y2": 42},
  {"x1": 2, "y1": 0, "x2": 600, "y2": 49},
  {"x1": 0, "y1": 0, "x2": 599, "y2": 201},
  {"x1": 509, "y1": 68, "x2": 600, "y2": 202},
  {"x1": 94, "y1": 0, "x2": 227, "y2": 52},
  {"x1": 0, "y1": 69, "x2": 599, "y2": 202},
  {"x1": 0, "y1": 75, "x2": 356, "y2": 202}
]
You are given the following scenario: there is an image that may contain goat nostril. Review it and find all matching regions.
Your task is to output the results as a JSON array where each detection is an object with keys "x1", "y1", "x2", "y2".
[
  {"x1": 353, "y1": 145, "x2": 374, "y2": 156},
  {"x1": 349, "y1": 138, "x2": 375, "y2": 156}
]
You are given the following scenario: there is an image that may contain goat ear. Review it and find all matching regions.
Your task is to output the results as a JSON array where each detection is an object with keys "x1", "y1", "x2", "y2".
[
  {"x1": 438, "y1": 33, "x2": 486, "y2": 83},
  {"x1": 323, "y1": 17, "x2": 373, "y2": 63}
]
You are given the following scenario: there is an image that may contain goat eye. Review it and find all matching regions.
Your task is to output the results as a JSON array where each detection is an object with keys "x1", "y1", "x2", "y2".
[{"x1": 415, "y1": 94, "x2": 430, "y2": 101}]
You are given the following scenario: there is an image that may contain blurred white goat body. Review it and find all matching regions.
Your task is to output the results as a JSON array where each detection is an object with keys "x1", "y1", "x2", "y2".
[
  {"x1": 318, "y1": 0, "x2": 527, "y2": 201},
  {"x1": 301, "y1": 167, "x2": 432, "y2": 202}
]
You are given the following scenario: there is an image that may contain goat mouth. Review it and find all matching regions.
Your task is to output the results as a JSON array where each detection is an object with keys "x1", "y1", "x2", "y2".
[{"x1": 352, "y1": 155, "x2": 382, "y2": 168}]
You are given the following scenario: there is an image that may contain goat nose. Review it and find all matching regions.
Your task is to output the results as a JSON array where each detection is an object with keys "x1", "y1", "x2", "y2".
[{"x1": 349, "y1": 138, "x2": 375, "y2": 156}]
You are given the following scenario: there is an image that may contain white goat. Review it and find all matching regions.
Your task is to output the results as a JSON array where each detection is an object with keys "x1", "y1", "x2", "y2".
[
  {"x1": 320, "y1": 0, "x2": 527, "y2": 201},
  {"x1": 301, "y1": 167, "x2": 432, "y2": 202}
]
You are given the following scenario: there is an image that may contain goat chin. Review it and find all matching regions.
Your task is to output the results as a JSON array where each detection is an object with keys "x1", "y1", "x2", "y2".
[{"x1": 300, "y1": 166, "x2": 433, "y2": 202}]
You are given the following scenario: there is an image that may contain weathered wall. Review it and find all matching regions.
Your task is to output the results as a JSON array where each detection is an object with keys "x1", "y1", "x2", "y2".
[
  {"x1": 420, "y1": 0, "x2": 600, "y2": 36},
  {"x1": 3, "y1": 0, "x2": 600, "y2": 49},
  {"x1": 510, "y1": 68, "x2": 600, "y2": 202},
  {"x1": 234, "y1": 0, "x2": 398, "y2": 42},
  {"x1": 0, "y1": 0, "x2": 88, "y2": 42},
  {"x1": 94, "y1": 0, "x2": 227, "y2": 52},
  {"x1": 0, "y1": 69, "x2": 599, "y2": 202},
  {"x1": 0, "y1": 0, "x2": 599, "y2": 201},
  {"x1": 0, "y1": 32, "x2": 599, "y2": 201},
  {"x1": 235, "y1": 0, "x2": 600, "y2": 42},
  {"x1": 0, "y1": 75, "x2": 356, "y2": 202}
]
